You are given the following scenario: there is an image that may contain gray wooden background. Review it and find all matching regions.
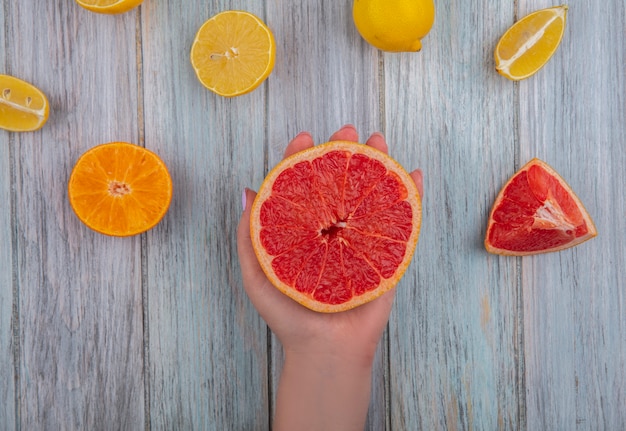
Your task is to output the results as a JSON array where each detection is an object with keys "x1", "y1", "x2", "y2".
[{"x1": 1, "y1": 1, "x2": 624, "y2": 429}]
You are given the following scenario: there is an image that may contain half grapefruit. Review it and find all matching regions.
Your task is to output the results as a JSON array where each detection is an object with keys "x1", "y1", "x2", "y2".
[
  {"x1": 250, "y1": 141, "x2": 422, "y2": 313},
  {"x1": 485, "y1": 158, "x2": 596, "y2": 255}
]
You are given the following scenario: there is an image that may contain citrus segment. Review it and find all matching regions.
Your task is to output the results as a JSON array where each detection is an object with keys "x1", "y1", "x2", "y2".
[
  {"x1": 75, "y1": 0, "x2": 143, "y2": 14},
  {"x1": 0, "y1": 75, "x2": 49, "y2": 132},
  {"x1": 495, "y1": 5, "x2": 568, "y2": 81},
  {"x1": 353, "y1": 0, "x2": 435, "y2": 52},
  {"x1": 68, "y1": 142, "x2": 173, "y2": 237},
  {"x1": 190, "y1": 10, "x2": 276, "y2": 97},
  {"x1": 251, "y1": 141, "x2": 421, "y2": 313},
  {"x1": 485, "y1": 158, "x2": 596, "y2": 255}
]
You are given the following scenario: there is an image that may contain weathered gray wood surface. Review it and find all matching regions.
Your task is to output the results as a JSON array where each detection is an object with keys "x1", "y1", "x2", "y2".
[
  {"x1": 1, "y1": 4, "x2": 15, "y2": 430},
  {"x1": 519, "y1": 1, "x2": 626, "y2": 429},
  {"x1": 1, "y1": 0, "x2": 624, "y2": 429}
]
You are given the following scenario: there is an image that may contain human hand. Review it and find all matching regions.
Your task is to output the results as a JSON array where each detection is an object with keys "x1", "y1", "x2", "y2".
[
  {"x1": 237, "y1": 124, "x2": 423, "y2": 430},
  {"x1": 237, "y1": 124, "x2": 423, "y2": 363}
]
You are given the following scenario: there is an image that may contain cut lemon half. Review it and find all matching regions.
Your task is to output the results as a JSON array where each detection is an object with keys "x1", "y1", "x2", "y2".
[
  {"x1": 75, "y1": 0, "x2": 143, "y2": 14},
  {"x1": 0, "y1": 74, "x2": 49, "y2": 132},
  {"x1": 190, "y1": 10, "x2": 276, "y2": 97},
  {"x1": 495, "y1": 5, "x2": 568, "y2": 81}
]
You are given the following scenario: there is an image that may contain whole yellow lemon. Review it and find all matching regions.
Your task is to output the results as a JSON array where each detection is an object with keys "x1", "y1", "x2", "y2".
[{"x1": 353, "y1": 0, "x2": 435, "y2": 52}]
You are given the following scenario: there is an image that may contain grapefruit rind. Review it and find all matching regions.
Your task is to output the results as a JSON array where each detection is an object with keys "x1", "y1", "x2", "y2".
[
  {"x1": 485, "y1": 158, "x2": 597, "y2": 256},
  {"x1": 250, "y1": 141, "x2": 421, "y2": 313}
]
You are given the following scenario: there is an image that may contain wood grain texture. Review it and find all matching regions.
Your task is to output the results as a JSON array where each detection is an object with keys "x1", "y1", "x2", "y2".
[
  {"x1": 519, "y1": 0, "x2": 626, "y2": 429},
  {"x1": 141, "y1": 1, "x2": 270, "y2": 429},
  {"x1": 1, "y1": 3, "x2": 16, "y2": 429},
  {"x1": 0, "y1": 0, "x2": 624, "y2": 429},
  {"x1": 385, "y1": 1, "x2": 522, "y2": 429},
  {"x1": 7, "y1": 2, "x2": 145, "y2": 429}
]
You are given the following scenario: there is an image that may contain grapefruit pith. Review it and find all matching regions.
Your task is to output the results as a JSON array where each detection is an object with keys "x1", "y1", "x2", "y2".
[
  {"x1": 485, "y1": 158, "x2": 596, "y2": 256},
  {"x1": 250, "y1": 141, "x2": 421, "y2": 313}
]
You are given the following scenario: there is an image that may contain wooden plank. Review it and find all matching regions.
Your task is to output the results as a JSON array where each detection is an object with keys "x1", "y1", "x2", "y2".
[
  {"x1": 0, "y1": 2, "x2": 16, "y2": 428},
  {"x1": 141, "y1": 1, "x2": 270, "y2": 428},
  {"x1": 385, "y1": 2, "x2": 523, "y2": 428},
  {"x1": 8, "y1": 3, "x2": 145, "y2": 429},
  {"x1": 519, "y1": 0, "x2": 626, "y2": 429},
  {"x1": 2, "y1": 1, "x2": 623, "y2": 430},
  {"x1": 266, "y1": 1, "x2": 384, "y2": 428}
]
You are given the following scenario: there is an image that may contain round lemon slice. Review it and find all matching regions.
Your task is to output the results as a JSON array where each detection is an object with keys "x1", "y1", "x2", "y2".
[{"x1": 190, "y1": 10, "x2": 276, "y2": 97}]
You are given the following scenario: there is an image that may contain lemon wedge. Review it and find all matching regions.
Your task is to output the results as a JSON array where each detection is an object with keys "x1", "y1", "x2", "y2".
[
  {"x1": 495, "y1": 5, "x2": 568, "y2": 81},
  {"x1": 0, "y1": 75, "x2": 50, "y2": 132}
]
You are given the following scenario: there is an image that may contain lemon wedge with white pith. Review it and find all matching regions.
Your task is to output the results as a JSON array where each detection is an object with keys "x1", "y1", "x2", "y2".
[
  {"x1": 353, "y1": 0, "x2": 435, "y2": 52},
  {"x1": 0, "y1": 75, "x2": 49, "y2": 132},
  {"x1": 495, "y1": 5, "x2": 568, "y2": 81}
]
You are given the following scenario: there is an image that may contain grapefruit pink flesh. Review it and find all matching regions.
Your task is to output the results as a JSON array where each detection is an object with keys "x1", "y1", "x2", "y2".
[
  {"x1": 251, "y1": 142, "x2": 421, "y2": 312},
  {"x1": 486, "y1": 159, "x2": 596, "y2": 255}
]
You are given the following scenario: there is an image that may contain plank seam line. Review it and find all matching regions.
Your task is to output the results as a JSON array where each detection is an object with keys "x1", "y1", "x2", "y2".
[
  {"x1": 377, "y1": 48, "x2": 393, "y2": 431},
  {"x1": 516, "y1": 253, "x2": 526, "y2": 431},
  {"x1": 378, "y1": 50, "x2": 386, "y2": 137},
  {"x1": 263, "y1": 3, "x2": 272, "y2": 427},
  {"x1": 135, "y1": 6, "x2": 151, "y2": 431},
  {"x1": 10, "y1": 139, "x2": 21, "y2": 431},
  {"x1": 5, "y1": 1, "x2": 21, "y2": 429},
  {"x1": 512, "y1": 3, "x2": 526, "y2": 429}
]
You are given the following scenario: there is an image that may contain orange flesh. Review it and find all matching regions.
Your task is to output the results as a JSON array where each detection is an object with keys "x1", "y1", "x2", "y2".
[
  {"x1": 487, "y1": 162, "x2": 594, "y2": 253},
  {"x1": 68, "y1": 142, "x2": 172, "y2": 237},
  {"x1": 258, "y1": 150, "x2": 414, "y2": 306}
]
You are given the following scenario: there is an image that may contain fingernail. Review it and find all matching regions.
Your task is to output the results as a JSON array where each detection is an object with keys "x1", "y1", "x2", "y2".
[
  {"x1": 242, "y1": 188, "x2": 247, "y2": 212},
  {"x1": 371, "y1": 131, "x2": 384, "y2": 139},
  {"x1": 340, "y1": 124, "x2": 356, "y2": 131}
]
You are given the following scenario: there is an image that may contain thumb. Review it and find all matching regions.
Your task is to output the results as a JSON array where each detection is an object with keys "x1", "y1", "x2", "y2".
[
  {"x1": 237, "y1": 188, "x2": 264, "y2": 288},
  {"x1": 410, "y1": 169, "x2": 424, "y2": 199},
  {"x1": 237, "y1": 188, "x2": 297, "y2": 323}
]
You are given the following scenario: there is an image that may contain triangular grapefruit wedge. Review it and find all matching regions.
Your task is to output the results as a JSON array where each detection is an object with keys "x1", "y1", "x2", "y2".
[{"x1": 485, "y1": 158, "x2": 597, "y2": 256}]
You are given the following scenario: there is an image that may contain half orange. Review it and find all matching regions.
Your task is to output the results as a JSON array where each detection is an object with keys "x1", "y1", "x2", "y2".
[
  {"x1": 68, "y1": 142, "x2": 173, "y2": 237},
  {"x1": 250, "y1": 141, "x2": 421, "y2": 313}
]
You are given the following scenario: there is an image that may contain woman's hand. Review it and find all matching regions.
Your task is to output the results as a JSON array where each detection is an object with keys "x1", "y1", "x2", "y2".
[{"x1": 236, "y1": 124, "x2": 423, "y2": 430}]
